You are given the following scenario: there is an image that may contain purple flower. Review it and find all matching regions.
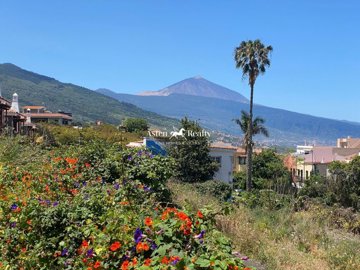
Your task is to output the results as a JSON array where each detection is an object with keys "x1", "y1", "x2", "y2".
[
  {"x1": 134, "y1": 228, "x2": 143, "y2": 244},
  {"x1": 53, "y1": 201, "x2": 59, "y2": 207},
  {"x1": 171, "y1": 257, "x2": 180, "y2": 265},
  {"x1": 45, "y1": 200, "x2": 51, "y2": 205},
  {"x1": 10, "y1": 204, "x2": 18, "y2": 211},
  {"x1": 137, "y1": 150, "x2": 142, "y2": 156},
  {"x1": 143, "y1": 185, "x2": 151, "y2": 192},
  {"x1": 10, "y1": 222, "x2": 16, "y2": 228},
  {"x1": 194, "y1": 230, "x2": 206, "y2": 239},
  {"x1": 150, "y1": 242, "x2": 158, "y2": 250},
  {"x1": 114, "y1": 183, "x2": 120, "y2": 190},
  {"x1": 82, "y1": 181, "x2": 87, "y2": 187},
  {"x1": 74, "y1": 182, "x2": 80, "y2": 188},
  {"x1": 86, "y1": 248, "x2": 94, "y2": 258},
  {"x1": 127, "y1": 156, "x2": 133, "y2": 161},
  {"x1": 241, "y1": 256, "x2": 249, "y2": 261},
  {"x1": 61, "y1": 248, "x2": 69, "y2": 257}
]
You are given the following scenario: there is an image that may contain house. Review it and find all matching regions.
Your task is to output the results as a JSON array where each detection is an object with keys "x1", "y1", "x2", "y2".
[
  {"x1": 290, "y1": 144, "x2": 360, "y2": 181},
  {"x1": 209, "y1": 142, "x2": 237, "y2": 184},
  {"x1": 337, "y1": 137, "x2": 360, "y2": 148},
  {"x1": 21, "y1": 105, "x2": 72, "y2": 125},
  {"x1": 233, "y1": 147, "x2": 262, "y2": 173}
]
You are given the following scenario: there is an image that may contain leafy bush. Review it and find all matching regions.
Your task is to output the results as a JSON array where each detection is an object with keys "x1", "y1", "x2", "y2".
[
  {"x1": 193, "y1": 180, "x2": 232, "y2": 202},
  {"x1": 123, "y1": 118, "x2": 149, "y2": 133},
  {"x1": 0, "y1": 139, "x2": 245, "y2": 269}
]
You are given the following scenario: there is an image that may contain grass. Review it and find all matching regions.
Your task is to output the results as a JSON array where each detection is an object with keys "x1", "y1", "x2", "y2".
[{"x1": 168, "y1": 180, "x2": 360, "y2": 270}]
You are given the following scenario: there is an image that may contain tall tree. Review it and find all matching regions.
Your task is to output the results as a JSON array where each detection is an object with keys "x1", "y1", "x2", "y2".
[
  {"x1": 168, "y1": 117, "x2": 218, "y2": 182},
  {"x1": 234, "y1": 110, "x2": 269, "y2": 153},
  {"x1": 235, "y1": 40, "x2": 273, "y2": 191}
]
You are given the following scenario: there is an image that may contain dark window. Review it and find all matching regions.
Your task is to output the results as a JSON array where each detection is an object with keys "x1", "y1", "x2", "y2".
[{"x1": 238, "y1": 156, "x2": 246, "y2": 165}]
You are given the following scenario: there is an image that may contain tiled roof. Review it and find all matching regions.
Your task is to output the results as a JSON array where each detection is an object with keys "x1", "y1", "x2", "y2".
[
  {"x1": 23, "y1": 106, "x2": 45, "y2": 109},
  {"x1": 0, "y1": 97, "x2": 11, "y2": 108},
  {"x1": 304, "y1": 146, "x2": 360, "y2": 164},
  {"x1": 29, "y1": 113, "x2": 72, "y2": 120},
  {"x1": 210, "y1": 142, "x2": 237, "y2": 150}
]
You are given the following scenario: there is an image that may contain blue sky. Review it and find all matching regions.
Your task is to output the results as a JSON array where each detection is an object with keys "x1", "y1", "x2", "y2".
[{"x1": 0, "y1": 0, "x2": 359, "y2": 122}]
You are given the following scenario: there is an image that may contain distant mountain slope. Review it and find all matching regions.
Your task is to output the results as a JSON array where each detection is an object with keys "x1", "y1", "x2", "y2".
[
  {"x1": 0, "y1": 63, "x2": 178, "y2": 128},
  {"x1": 97, "y1": 88, "x2": 360, "y2": 145},
  {"x1": 138, "y1": 76, "x2": 249, "y2": 103}
]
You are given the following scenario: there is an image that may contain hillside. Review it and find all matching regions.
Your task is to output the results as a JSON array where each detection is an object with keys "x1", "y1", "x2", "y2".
[
  {"x1": 138, "y1": 76, "x2": 249, "y2": 103},
  {"x1": 97, "y1": 86, "x2": 360, "y2": 146},
  {"x1": 0, "y1": 63, "x2": 178, "y2": 128}
]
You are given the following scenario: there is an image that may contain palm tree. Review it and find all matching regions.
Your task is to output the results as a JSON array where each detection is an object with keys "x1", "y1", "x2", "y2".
[
  {"x1": 234, "y1": 110, "x2": 269, "y2": 153},
  {"x1": 235, "y1": 39, "x2": 272, "y2": 191}
]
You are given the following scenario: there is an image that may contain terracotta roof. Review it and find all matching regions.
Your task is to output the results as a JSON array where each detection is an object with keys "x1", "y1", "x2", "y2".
[
  {"x1": 0, "y1": 97, "x2": 11, "y2": 108},
  {"x1": 29, "y1": 113, "x2": 72, "y2": 120},
  {"x1": 23, "y1": 106, "x2": 45, "y2": 109},
  {"x1": 6, "y1": 111, "x2": 27, "y2": 120},
  {"x1": 210, "y1": 142, "x2": 237, "y2": 150}
]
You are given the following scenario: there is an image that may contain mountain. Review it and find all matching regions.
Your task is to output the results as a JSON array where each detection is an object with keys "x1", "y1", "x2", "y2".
[
  {"x1": 0, "y1": 63, "x2": 178, "y2": 128},
  {"x1": 138, "y1": 76, "x2": 249, "y2": 103},
  {"x1": 97, "y1": 82, "x2": 360, "y2": 146}
]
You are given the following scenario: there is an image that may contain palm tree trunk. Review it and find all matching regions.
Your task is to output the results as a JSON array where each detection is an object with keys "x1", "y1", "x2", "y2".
[{"x1": 246, "y1": 82, "x2": 254, "y2": 191}]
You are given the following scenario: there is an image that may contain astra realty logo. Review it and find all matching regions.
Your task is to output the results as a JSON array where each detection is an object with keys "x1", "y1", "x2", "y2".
[{"x1": 148, "y1": 127, "x2": 210, "y2": 139}]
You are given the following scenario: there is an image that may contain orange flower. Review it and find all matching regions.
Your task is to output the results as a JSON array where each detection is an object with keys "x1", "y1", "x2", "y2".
[
  {"x1": 177, "y1": 212, "x2": 189, "y2": 221},
  {"x1": 65, "y1": 157, "x2": 78, "y2": 165},
  {"x1": 144, "y1": 258, "x2": 151, "y2": 266},
  {"x1": 136, "y1": 242, "x2": 149, "y2": 253},
  {"x1": 109, "y1": 241, "x2": 121, "y2": 251},
  {"x1": 197, "y1": 210, "x2": 204, "y2": 219},
  {"x1": 94, "y1": 261, "x2": 101, "y2": 269},
  {"x1": 161, "y1": 256, "x2": 170, "y2": 264},
  {"x1": 132, "y1": 257, "x2": 138, "y2": 266},
  {"x1": 121, "y1": 260, "x2": 130, "y2": 270},
  {"x1": 144, "y1": 217, "x2": 153, "y2": 227}
]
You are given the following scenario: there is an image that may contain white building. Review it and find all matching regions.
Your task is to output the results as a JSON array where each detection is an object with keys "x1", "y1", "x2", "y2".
[{"x1": 209, "y1": 142, "x2": 237, "y2": 184}]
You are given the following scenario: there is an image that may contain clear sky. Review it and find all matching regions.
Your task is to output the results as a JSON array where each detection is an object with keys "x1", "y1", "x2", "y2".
[{"x1": 0, "y1": 0, "x2": 359, "y2": 122}]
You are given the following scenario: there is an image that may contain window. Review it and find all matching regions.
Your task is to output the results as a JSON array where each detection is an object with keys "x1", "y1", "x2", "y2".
[
  {"x1": 211, "y1": 156, "x2": 222, "y2": 165},
  {"x1": 238, "y1": 156, "x2": 246, "y2": 165}
]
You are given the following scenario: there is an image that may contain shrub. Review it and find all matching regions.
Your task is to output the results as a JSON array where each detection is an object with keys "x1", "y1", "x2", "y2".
[{"x1": 193, "y1": 180, "x2": 232, "y2": 202}]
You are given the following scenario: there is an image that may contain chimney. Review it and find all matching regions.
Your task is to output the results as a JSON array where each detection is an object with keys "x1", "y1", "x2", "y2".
[
  {"x1": 26, "y1": 108, "x2": 31, "y2": 124},
  {"x1": 10, "y1": 93, "x2": 19, "y2": 113}
]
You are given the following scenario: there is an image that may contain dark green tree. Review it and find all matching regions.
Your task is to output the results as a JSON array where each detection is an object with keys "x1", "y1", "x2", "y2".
[
  {"x1": 234, "y1": 110, "x2": 269, "y2": 153},
  {"x1": 235, "y1": 39, "x2": 273, "y2": 191},
  {"x1": 168, "y1": 117, "x2": 218, "y2": 182},
  {"x1": 123, "y1": 118, "x2": 149, "y2": 133}
]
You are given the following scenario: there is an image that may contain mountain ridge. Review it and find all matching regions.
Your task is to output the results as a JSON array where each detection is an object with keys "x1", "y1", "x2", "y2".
[
  {"x1": 97, "y1": 83, "x2": 360, "y2": 145},
  {"x1": 0, "y1": 63, "x2": 178, "y2": 128},
  {"x1": 138, "y1": 76, "x2": 249, "y2": 103}
]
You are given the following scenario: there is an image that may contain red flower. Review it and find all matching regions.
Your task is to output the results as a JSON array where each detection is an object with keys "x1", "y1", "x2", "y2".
[
  {"x1": 94, "y1": 261, "x2": 101, "y2": 269},
  {"x1": 197, "y1": 210, "x2": 204, "y2": 219},
  {"x1": 144, "y1": 258, "x2": 151, "y2": 266},
  {"x1": 144, "y1": 217, "x2": 153, "y2": 227},
  {"x1": 81, "y1": 240, "x2": 89, "y2": 248},
  {"x1": 85, "y1": 163, "x2": 91, "y2": 168},
  {"x1": 109, "y1": 241, "x2": 121, "y2": 251},
  {"x1": 121, "y1": 260, "x2": 130, "y2": 270}
]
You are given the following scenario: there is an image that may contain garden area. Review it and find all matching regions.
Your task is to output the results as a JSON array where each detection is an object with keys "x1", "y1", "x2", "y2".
[{"x1": 0, "y1": 132, "x2": 247, "y2": 270}]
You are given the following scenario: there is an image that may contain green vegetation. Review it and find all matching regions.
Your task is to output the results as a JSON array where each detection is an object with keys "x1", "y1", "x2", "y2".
[
  {"x1": 168, "y1": 118, "x2": 218, "y2": 183},
  {"x1": 234, "y1": 111, "x2": 269, "y2": 153},
  {"x1": 0, "y1": 63, "x2": 178, "y2": 129},
  {"x1": 234, "y1": 40, "x2": 273, "y2": 190},
  {"x1": 123, "y1": 118, "x2": 149, "y2": 133},
  {"x1": 0, "y1": 134, "x2": 246, "y2": 269},
  {"x1": 169, "y1": 181, "x2": 360, "y2": 270},
  {"x1": 300, "y1": 157, "x2": 360, "y2": 211}
]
